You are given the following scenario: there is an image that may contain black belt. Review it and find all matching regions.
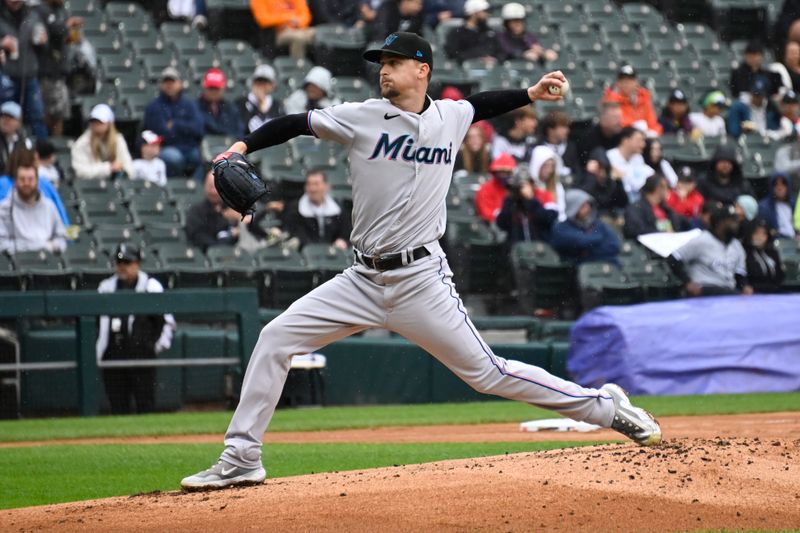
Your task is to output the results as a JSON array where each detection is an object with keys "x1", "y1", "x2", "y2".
[{"x1": 354, "y1": 246, "x2": 431, "y2": 271}]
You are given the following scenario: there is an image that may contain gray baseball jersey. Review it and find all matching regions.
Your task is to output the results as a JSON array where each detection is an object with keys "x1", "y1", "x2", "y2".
[
  {"x1": 309, "y1": 97, "x2": 473, "y2": 255},
  {"x1": 219, "y1": 97, "x2": 617, "y2": 469}
]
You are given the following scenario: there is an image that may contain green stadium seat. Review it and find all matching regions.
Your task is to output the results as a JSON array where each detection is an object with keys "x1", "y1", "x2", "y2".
[
  {"x1": 185, "y1": 49, "x2": 222, "y2": 81},
  {"x1": 301, "y1": 151, "x2": 339, "y2": 172},
  {"x1": 622, "y1": 260, "x2": 682, "y2": 301},
  {"x1": 117, "y1": 179, "x2": 168, "y2": 202},
  {"x1": 105, "y1": 1, "x2": 149, "y2": 23},
  {"x1": 539, "y1": 320, "x2": 575, "y2": 342},
  {"x1": 14, "y1": 250, "x2": 76, "y2": 291},
  {"x1": 64, "y1": 247, "x2": 113, "y2": 290},
  {"x1": 301, "y1": 243, "x2": 352, "y2": 284},
  {"x1": 92, "y1": 225, "x2": 141, "y2": 250},
  {"x1": 510, "y1": 241, "x2": 575, "y2": 313},
  {"x1": 130, "y1": 199, "x2": 183, "y2": 228},
  {"x1": 0, "y1": 252, "x2": 21, "y2": 290},
  {"x1": 622, "y1": 3, "x2": 665, "y2": 26},
  {"x1": 206, "y1": 245, "x2": 259, "y2": 287},
  {"x1": 141, "y1": 223, "x2": 188, "y2": 248},
  {"x1": 255, "y1": 246, "x2": 315, "y2": 308},
  {"x1": 578, "y1": 261, "x2": 643, "y2": 310},
  {"x1": 141, "y1": 54, "x2": 178, "y2": 81},
  {"x1": 166, "y1": 175, "x2": 202, "y2": 199},
  {"x1": 155, "y1": 243, "x2": 213, "y2": 288},
  {"x1": 121, "y1": 91, "x2": 152, "y2": 120},
  {"x1": 80, "y1": 199, "x2": 135, "y2": 229},
  {"x1": 201, "y1": 135, "x2": 236, "y2": 164},
  {"x1": 112, "y1": 69, "x2": 150, "y2": 97},
  {"x1": 272, "y1": 56, "x2": 313, "y2": 82},
  {"x1": 312, "y1": 24, "x2": 367, "y2": 77},
  {"x1": 781, "y1": 258, "x2": 800, "y2": 292}
]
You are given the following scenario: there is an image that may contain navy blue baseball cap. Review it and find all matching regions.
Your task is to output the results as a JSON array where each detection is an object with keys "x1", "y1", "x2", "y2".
[{"x1": 363, "y1": 32, "x2": 433, "y2": 71}]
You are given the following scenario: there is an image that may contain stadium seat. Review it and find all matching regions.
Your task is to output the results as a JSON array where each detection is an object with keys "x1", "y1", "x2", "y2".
[
  {"x1": 255, "y1": 246, "x2": 315, "y2": 308},
  {"x1": 0, "y1": 252, "x2": 21, "y2": 290},
  {"x1": 272, "y1": 56, "x2": 313, "y2": 83},
  {"x1": 578, "y1": 261, "x2": 643, "y2": 310},
  {"x1": 621, "y1": 3, "x2": 665, "y2": 26},
  {"x1": 618, "y1": 240, "x2": 650, "y2": 266},
  {"x1": 92, "y1": 225, "x2": 141, "y2": 250},
  {"x1": 781, "y1": 258, "x2": 800, "y2": 292},
  {"x1": 105, "y1": 1, "x2": 149, "y2": 23},
  {"x1": 622, "y1": 260, "x2": 682, "y2": 301},
  {"x1": 117, "y1": 180, "x2": 168, "y2": 201},
  {"x1": 64, "y1": 247, "x2": 113, "y2": 290},
  {"x1": 167, "y1": 178, "x2": 204, "y2": 206},
  {"x1": 116, "y1": 17, "x2": 156, "y2": 41},
  {"x1": 206, "y1": 245, "x2": 259, "y2": 287},
  {"x1": 312, "y1": 25, "x2": 367, "y2": 77},
  {"x1": 140, "y1": 223, "x2": 188, "y2": 249},
  {"x1": 201, "y1": 135, "x2": 236, "y2": 164},
  {"x1": 112, "y1": 69, "x2": 150, "y2": 97},
  {"x1": 301, "y1": 243, "x2": 352, "y2": 284},
  {"x1": 510, "y1": 241, "x2": 575, "y2": 313},
  {"x1": 130, "y1": 199, "x2": 183, "y2": 228},
  {"x1": 13, "y1": 250, "x2": 76, "y2": 291},
  {"x1": 80, "y1": 199, "x2": 135, "y2": 229},
  {"x1": 155, "y1": 243, "x2": 213, "y2": 288},
  {"x1": 539, "y1": 320, "x2": 575, "y2": 342}
]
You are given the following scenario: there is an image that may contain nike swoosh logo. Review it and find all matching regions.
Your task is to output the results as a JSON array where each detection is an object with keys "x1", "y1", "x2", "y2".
[
  {"x1": 384, "y1": 113, "x2": 400, "y2": 120},
  {"x1": 221, "y1": 467, "x2": 237, "y2": 476}
]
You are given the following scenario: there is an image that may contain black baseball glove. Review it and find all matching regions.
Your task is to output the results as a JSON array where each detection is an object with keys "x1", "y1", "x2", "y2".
[{"x1": 212, "y1": 152, "x2": 270, "y2": 218}]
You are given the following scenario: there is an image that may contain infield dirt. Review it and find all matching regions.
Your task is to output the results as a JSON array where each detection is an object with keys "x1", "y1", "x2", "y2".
[{"x1": 2, "y1": 412, "x2": 800, "y2": 532}]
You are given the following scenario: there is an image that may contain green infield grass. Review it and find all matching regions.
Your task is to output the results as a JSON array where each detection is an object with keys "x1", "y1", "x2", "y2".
[
  {"x1": 0, "y1": 441, "x2": 603, "y2": 510},
  {"x1": 1, "y1": 392, "x2": 798, "y2": 443}
]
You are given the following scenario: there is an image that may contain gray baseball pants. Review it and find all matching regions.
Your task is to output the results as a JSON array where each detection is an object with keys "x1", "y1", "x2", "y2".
[{"x1": 222, "y1": 244, "x2": 615, "y2": 468}]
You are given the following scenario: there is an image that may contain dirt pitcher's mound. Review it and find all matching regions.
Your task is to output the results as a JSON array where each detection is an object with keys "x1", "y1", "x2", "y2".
[{"x1": 3, "y1": 437, "x2": 799, "y2": 532}]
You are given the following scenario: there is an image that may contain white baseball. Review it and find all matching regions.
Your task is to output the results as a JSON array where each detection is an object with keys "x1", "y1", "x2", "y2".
[{"x1": 548, "y1": 80, "x2": 570, "y2": 97}]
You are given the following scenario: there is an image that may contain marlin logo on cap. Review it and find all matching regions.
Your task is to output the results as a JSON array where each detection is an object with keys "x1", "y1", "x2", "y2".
[
  {"x1": 384, "y1": 34, "x2": 398, "y2": 46},
  {"x1": 416, "y1": 50, "x2": 423, "y2": 58}
]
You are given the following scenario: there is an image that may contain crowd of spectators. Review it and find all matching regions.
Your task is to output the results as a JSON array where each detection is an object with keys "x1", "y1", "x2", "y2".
[{"x1": 0, "y1": 0, "x2": 799, "y2": 305}]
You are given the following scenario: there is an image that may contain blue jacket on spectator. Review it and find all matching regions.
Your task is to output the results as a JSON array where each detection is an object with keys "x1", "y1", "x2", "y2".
[
  {"x1": 551, "y1": 189, "x2": 621, "y2": 265},
  {"x1": 197, "y1": 96, "x2": 245, "y2": 137},
  {"x1": 143, "y1": 92, "x2": 204, "y2": 153},
  {"x1": 726, "y1": 99, "x2": 781, "y2": 138},
  {"x1": 758, "y1": 172, "x2": 796, "y2": 238},
  {"x1": 0, "y1": 174, "x2": 69, "y2": 226}
]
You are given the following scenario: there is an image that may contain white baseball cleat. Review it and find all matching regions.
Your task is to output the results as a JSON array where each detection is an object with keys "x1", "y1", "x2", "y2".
[
  {"x1": 601, "y1": 383, "x2": 662, "y2": 446},
  {"x1": 181, "y1": 460, "x2": 266, "y2": 490}
]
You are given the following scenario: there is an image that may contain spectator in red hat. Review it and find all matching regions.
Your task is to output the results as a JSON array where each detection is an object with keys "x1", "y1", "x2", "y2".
[
  {"x1": 132, "y1": 130, "x2": 167, "y2": 187},
  {"x1": 198, "y1": 68, "x2": 244, "y2": 137},
  {"x1": 475, "y1": 153, "x2": 515, "y2": 223},
  {"x1": 666, "y1": 166, "x2": 705, "y2": 219},
  {"x1": 602, "y1": 65, "x2": 663, "y2": 137}
]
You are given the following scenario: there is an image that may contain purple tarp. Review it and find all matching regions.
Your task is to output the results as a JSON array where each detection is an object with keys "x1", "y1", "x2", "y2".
[{"x1": 568, "y1": 294, "x2": 800, "y2": 395}]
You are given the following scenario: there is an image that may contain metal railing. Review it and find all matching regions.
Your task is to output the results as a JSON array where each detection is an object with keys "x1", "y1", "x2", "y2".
[{"x1": 0, "y1": 289, "x2": 261, "y2": 416}]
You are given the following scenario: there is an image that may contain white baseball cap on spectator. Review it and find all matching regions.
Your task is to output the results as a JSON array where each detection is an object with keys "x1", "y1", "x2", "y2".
[
  {"x1": 501, "y1": 3, "x2": 526, "y2": 20},
  {"x1": 89, "y1": 103, "x2": 115, "y2": 124},
  {"x1": 141, "y1": 130, "x2": 162, "y2": 145},
  {"x1": 252, "y1": 64, "x2": 276, "y2": 83},
  {"x1": 464, "y1": 0, "x2": 490, "y2": 16},
  {"x1": 160, "y1": 66, "x2": 181, "y2": 81},
  {"x1": 0, "y1": 101, "x2": 21, "y2": 120}
]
